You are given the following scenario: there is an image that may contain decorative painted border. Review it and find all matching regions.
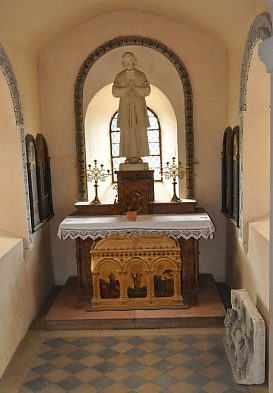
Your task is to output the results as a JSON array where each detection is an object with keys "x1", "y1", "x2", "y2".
[
  {"x1": 0, "y1": 45, "x2": 32, "y2": 244},
  {"x1": 240, "y1": 13, "x2": 272, "y2": 112},
  {"x1": 239, "y1": 13, "x2": 272, "y2": 238},
  {"x1": 74, "y1": 35, "x2": 194, "y2": 201}
]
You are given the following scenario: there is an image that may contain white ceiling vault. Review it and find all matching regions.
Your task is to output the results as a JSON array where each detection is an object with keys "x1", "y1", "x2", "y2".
[{"x1": 0, "y1": 0, "x2": 269, "y2": 56}]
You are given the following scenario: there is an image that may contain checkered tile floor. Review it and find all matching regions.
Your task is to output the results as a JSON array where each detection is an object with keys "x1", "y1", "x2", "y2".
[{"x1": 18, "y1": 333, "x2": 253, "y2": 393}]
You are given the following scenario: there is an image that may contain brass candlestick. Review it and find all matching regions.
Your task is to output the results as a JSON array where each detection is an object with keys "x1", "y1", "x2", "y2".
[
  {"x1": 161, "y1": 157, "x2": 185, "y2": 202},
  {"x1": 87, "y1": 160, "x2": 111, "y2": 204}
]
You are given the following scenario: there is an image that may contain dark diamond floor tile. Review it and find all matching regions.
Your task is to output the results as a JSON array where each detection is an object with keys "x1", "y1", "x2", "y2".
[
  {"x1": 97, "y1": 348, "x2": 119, "y2": 359},
  {"x1": 181, "y1": 347, "x2": 203, "y2": 357},
  {"x1": 122, "y1": 374, "x2": 147, "y2": 389},
  {"x1": 89, "y1": 375, "x2": 114, "y2": 389},
  {"x1": 63, "y1": 362, "x2": 86, "y2": 374},
  {"x1": 183, "y1": 359, "x2": 205, "y2": 372},
  {"x1": 155, "y1": 373, "x2": 179, "y2": 388},
  {"x1": 213, "y1": 360, "x2": 231, "y2": 372},
  {"x1": 57, "y1": 376, "x2": 82, "y2": 391},
  {"x1": 72, "y1": 337, "x2": 97, "y2": 347},
  {"x1": 153, "y1": 346, "x2": 174, "y2": 358},
  {"x1": 45, "y1": 338, "x2": 66, "y2": 348},
  {"x1": 152, "y1": 336, "x2": 172, "y2": 345},
  {"x1": 206, "y1": 335, "x2": 222, "y2": 343},
  {"x1": 185, "y1": 373, "x2": 210, "y2": 386},
  {"x1": 215, "y1": 367, "x2": 234, "y2": 384},
  {"x1": 209, "y1": 345, "x2": 226, "y2": 357},
  {"x1": 93, "y1": 361, "x2": 117, "y2": 374},
  {"x1": 181, "y1": 335, "x2": 199, "y2": 345},
  {"x1": 126, "y1": 336, "x2": 147, "y2": 346},
  {"x1": 38, "y1": 350, "x2": 61, "y2": 361},
  {"x1": 125, "y1": 347, "x2": 147, "y2": 359},
  {"x1": 24, "y1": 377, "x2": 52, "y2": 391},
  {"x1": 31, "y1": 363, "x2": 56, "y2": 375},
  {"x1": 68, "y1": 349, "x2": 90, "y2": 360},
  {"x1": 99, "y1": 337, "x2": 120, "y2": 346},
  {"x1": 125, "y1": 360, "x2": 146, "y2": 372},
  {"x1": 153, "y1": 359, "x2": 176, "y2": 372}
]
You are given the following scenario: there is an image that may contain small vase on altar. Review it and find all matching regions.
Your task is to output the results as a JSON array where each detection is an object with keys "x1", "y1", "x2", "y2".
[{"x1": 126, "y1": 211, "x2": 137, "y2": 221}]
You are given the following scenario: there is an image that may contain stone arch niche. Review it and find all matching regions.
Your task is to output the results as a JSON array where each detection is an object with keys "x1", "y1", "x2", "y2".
[
  {"x1": 238, "y1": 13, "x2": 272, "y2": 237},
  {"x1": 74, "y1": 36, "x2": 194, "y2": 201},
  {"x1": 0, "y1": 45, "x2": 32, "y2": 243}
]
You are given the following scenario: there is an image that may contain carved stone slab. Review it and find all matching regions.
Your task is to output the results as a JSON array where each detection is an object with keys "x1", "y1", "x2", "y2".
[{"x1": 224, "y1": 289, "x2": 265, "y2": 385}]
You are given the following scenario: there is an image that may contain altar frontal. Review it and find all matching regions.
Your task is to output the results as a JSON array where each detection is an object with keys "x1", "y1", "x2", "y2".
[{"x1": 90, "y1": 234, "x2": 185, "y2": 310}]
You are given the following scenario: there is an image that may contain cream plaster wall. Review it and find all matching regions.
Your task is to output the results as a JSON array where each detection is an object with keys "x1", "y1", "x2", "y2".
[
  {"x1": 243, "y1": 43, "x2": 270, "y2": 228},
  {"x1": 225, "y1": 40, "x2": 270, "y2": 326},
  {"x1": 39, "y1": 10, "x2": 227, "y2": 284},
  {"x1": 226, "y1": 219, "x2": 269, "y2": 325},
  {"x1": 227, "y1": 5, "x2": 269, "y2": 126},
  {"x1": 0, "y1": 44, "x2": 54, "y2": 376},
  {"x1": 1, "y1": 43, "x2": 42, "y2": 132},
  {"x1": 0, "y1": 73, "x2": 28, "y2": 239},
  {"x1": 0, "y1": 224, "x2": 54, "y2": 377}
]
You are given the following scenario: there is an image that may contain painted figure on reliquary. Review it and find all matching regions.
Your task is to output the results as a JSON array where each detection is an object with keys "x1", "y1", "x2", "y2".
[{"x1": 112, "y1": 52, "x2": 151, "y2": 163}]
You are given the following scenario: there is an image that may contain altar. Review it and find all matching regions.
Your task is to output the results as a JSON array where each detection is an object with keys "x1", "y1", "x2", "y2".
[{"x1": 58, "y1": 212, "x2": 215, "y2": 310}]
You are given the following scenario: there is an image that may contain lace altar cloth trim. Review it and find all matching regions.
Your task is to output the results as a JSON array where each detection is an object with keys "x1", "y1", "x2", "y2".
[{"x1": 58, "y1": 213, "x2": 215, "y2": 241}]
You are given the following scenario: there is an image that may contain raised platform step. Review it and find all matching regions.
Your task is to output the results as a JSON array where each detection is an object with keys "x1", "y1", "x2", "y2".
[{"x1": 44, "y1": 274, "x2": 226, "y2": 330}]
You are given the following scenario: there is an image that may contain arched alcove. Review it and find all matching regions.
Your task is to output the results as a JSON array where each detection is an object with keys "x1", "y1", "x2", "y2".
[
  {"x1": 75, "y1": 36, "x2": 193, "y2": 201},
  {"x1": 85, "y1": 83, "x2": 179, "y2": 202},
  {"x1": 0, "y1": 46, "x2": 32, "y2": 241},
  {"x1": 0, "y1": 45, "x2": 31, "y2": 243},
  {"x1": 239, "y1": 13, "x2": 272, "y2": 237},
  {"x1": 243, "y1": 42, "x2": 270, "y2": 228}
]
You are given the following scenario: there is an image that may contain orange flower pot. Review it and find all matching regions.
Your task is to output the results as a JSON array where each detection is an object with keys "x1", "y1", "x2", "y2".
[{"x1": 126, "y1": 211, "x2": 137, "y2": 221}]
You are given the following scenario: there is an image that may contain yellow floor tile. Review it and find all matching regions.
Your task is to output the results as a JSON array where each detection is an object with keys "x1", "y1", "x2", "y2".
[
  {"x1": 167, "y1": 365, "x2": 194, "y2": 379},
  {"x1": 138, "y1": 353, "x2": 161, "y2": 366},
  {"x1": 70, "y1": 384, "x2": 98, "y2": 393},
  {"x1": 135, "y1": 382, "x2": 162, "y2": 393},
  {"x1": 202, "y1": 380, "x2": 230, "y2": 393},
  {"x1": 106, "y1": 366, "x2": 132, "y2": 381},
  {"x1": 136, "y1": 366, "x2": 162, "y2": 380},
  {"x1": 169, "y1": 381, "x2": 196, "y2": 393}
]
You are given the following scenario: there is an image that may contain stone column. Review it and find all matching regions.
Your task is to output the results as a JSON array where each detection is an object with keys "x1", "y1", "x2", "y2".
[
  {"x1": 259, "y1": 35, "x2": 273, "y2": 392},
  {"x1": 92, "y1": 272, "x2": 101, "y2": 304},
  {"x1": 147, "y1": 267, "x2": 155, "y2": 305},
  {"x1": 173, "y1": 265, "x2": 183, "y2": 302},
  {"x1": 119, "y1": 271, "x2": 128, "y2": 305}
]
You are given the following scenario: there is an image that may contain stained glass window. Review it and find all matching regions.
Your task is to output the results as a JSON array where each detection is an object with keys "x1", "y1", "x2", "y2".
[{"x1": 110, "y1": 108, "x2": 162, "y2": 182}]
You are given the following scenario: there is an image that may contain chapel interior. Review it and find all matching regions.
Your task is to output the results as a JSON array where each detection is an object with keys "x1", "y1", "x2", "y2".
[{"x1": 0, "y1": 0, "x2": 273, "y2": 391}]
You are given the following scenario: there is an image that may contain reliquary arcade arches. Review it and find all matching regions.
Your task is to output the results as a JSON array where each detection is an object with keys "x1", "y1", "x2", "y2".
[{"x1": 90, "y1": 234, "x2": 185, "y2": 310}]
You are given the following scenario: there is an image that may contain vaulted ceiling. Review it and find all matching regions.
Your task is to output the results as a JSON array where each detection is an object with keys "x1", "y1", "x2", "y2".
[{"x1": 0, "y1": 0, "x2": 269, "y2": 55}]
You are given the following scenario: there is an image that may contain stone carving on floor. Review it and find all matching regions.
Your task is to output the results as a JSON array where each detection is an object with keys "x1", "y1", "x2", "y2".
[{"x1": 224, "y1": 289, "x2": 265, "y2": 385}]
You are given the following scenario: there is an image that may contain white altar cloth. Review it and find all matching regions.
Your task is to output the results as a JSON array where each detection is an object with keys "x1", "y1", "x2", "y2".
[{"x1": 57, "y1": 213, "x2": 215, "y2": 240}]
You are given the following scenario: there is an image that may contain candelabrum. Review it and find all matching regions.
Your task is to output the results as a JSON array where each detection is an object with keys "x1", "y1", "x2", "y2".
[
  {"x1": 161, "y1": 157, "x2": 186, "y2": 202},
  {"x1": 87, "y1": 160, "x2": 111, "y2": 204}
]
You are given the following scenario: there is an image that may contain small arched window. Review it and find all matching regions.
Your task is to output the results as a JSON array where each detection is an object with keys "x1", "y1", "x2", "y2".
[{"x1": 110, "y1": 108, "x2": 162, "y2": 182}]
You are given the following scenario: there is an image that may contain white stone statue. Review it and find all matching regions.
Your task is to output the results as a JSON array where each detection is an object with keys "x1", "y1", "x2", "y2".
[
  {"x1": 224, "y1": 289, "x2": 265, "y2": 385},
  {"x1": 112, "y1": 52, "x2": 151, "y2": 163}
]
